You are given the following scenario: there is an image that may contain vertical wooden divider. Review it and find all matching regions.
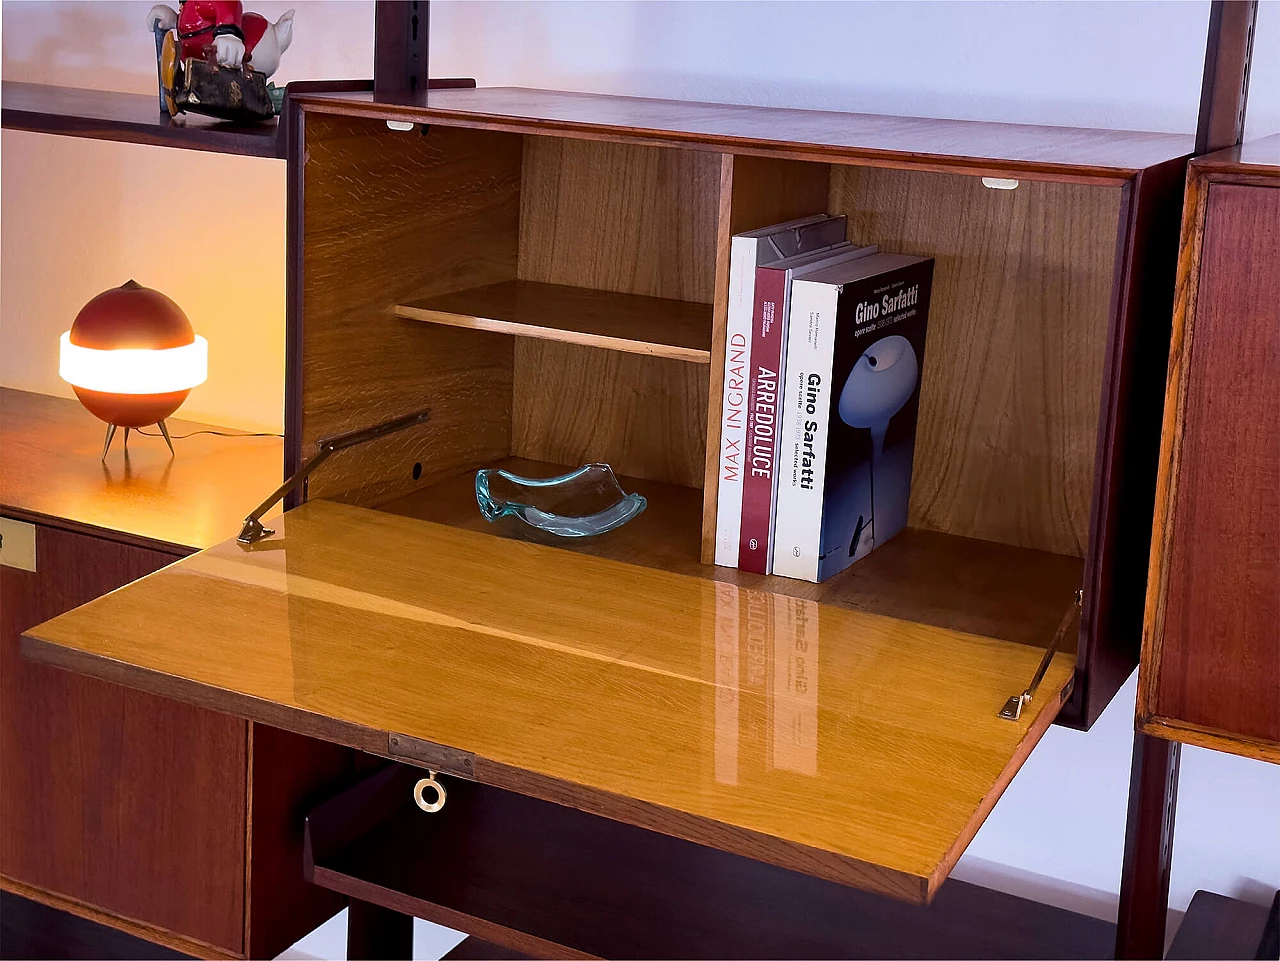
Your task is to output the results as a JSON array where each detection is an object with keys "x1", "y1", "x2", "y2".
[{"x1": 700, "y1": 155, "x2": 833, "y2": 564}]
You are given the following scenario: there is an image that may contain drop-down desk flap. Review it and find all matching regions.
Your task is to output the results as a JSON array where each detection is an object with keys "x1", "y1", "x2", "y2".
[{"x1": 22, "y1": 498, "x2": 1073, "y2": 905}]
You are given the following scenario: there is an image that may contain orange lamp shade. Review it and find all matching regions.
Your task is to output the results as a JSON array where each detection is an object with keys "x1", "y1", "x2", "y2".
[{"x1": 59, "y1": 280, "x2": 207, "y2": 428}]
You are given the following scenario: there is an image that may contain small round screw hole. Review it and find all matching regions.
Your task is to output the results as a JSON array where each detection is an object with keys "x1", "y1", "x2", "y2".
[{"x1": 412, "y1": 462, "x2": 423, "y2": 481}]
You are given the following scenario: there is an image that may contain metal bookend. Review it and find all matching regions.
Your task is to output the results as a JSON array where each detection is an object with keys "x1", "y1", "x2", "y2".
[
  {"x1": 236, "y1": 407, "x2": 431, "y2": 545},
  {"x1": 999, "y1": 590, "x2": 1084, "y2": 721}
]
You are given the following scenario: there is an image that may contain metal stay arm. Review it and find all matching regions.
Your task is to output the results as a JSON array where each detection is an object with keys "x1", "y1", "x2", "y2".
[{"x1": 237, "y1": 407, "x2": 431, "y2": 545}]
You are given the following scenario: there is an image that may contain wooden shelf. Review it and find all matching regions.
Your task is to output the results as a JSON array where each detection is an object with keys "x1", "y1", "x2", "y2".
[
  {"x1": 378, "y1": 458, "x2": 1084, "y2": 649},
  {"x1": 305, "y1": 765, "x2": 1117, "y2": 960},
  {"x1": 395, "y1": 281, "x2": 713, "y2": 363},
  {"x1": 2, "y1": 81, "x2": 282, "y2": 158}
]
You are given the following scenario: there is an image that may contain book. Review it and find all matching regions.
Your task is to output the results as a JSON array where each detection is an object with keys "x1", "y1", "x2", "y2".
[
  {"x1": 772, "y1": 252, "x2": 935, "y2": 583},
  {"x1": 714, "y1": 215, "x2": 848, "y2": 568},
  {"x1": 738, "y1": 242, "x2": 878, "y2": 574}
]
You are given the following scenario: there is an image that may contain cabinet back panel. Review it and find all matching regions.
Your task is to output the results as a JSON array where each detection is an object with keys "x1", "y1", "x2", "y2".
[
  {"x1": 301, "y1": 114, "x2": 522, "y2": 505},
  {"x1": 517, "y1": 136, "x2": 721, "y2": 303},
  {"x1": 829, "y1": 167, "x2": 1122, "y2": 556},
  {"x1": 512, "y1": 340, "x2": 708, "y2": 489}
]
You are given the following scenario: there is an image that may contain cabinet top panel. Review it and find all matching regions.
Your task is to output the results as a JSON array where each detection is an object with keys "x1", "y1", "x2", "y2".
[
  {"x1": 0, "y1": 388, "x2": 282, "y2": 552},
  {"x1": 1192, "y1": 132, "x2": 1280, "y2": 178},
  {"x1": 291, "y1": 86, "x2": 1193, "y2": 181},
  {"x1": 24, "y1": 498, "x2": 1074, "y2": 904}
]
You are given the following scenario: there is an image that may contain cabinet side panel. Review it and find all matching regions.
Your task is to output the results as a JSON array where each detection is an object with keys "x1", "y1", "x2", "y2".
[
  {"x1": 246, "y1": 724, "x2": 353, "y2": 959},
  {"x1": 829, "y1": 167, "x2": 1120, "y2": 557},
  {"x1": 1153, "y1": 183, "x2": 1280, "y2": 748},
  {"x1": 0, "y1": 526, "x2": 247, "y2": 953},
  {"x1": 300, "y1": 112, "x2": 522, "y2": 505}
]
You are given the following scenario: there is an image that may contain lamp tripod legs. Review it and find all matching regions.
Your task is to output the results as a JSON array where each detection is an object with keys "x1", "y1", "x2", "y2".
[
  {"x1": 101, "y1": 423, "x2": 118, "y2": 461},
  {"x1": 157, "y1": 419, "x2": 175, "y2": 456}
]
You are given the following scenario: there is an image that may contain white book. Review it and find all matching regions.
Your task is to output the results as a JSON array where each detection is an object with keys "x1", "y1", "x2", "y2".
[
  {"x1": 714, "y1": 215, "x2": 845, "y2": 568},
  {"x1": 773, "y1": 252, "x2": 932, "y2": 582}
]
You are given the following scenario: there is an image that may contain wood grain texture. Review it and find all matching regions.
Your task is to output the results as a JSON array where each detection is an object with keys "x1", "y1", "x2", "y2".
[
  {"x1": 304, "y1": 765, "x2": 1117, "y2": 960},
  {"x1": 828, "y1": 166, "x2": 1121, "y2": 557},
  {"x1": 381, "y1": 457, "x2": 1083, "y2": 648},
  {"x1": 517, "y1": 135, "x2": 720, "y2": 302},
  {"x1": 23, "y1": 499, "x2": 1074, "y2": 904},
  {"x1": 1, "y1": 81, "x2": 282, "y2": 158},
  {"x1": 701, "y1": 154, "x2": 833, "y2": 563},
  {"x1": 511, "y1": 340, "x2": 709, "y2": 489},
  {"x1": 0, "y1": 525, "x2": 247, "y2": 954},
  {"x1": 1140, "y1": 182, "x2": 1280, "y2": 755},
  {"x1": 0, "y1": 388, "x2": 282, "y2": 553},
  {"x1": 1192, "y1": 131, "x2": 1280, "y2": 177},
  {"x1": 289, "y1": 87, "x2": 1194, "y2": 182},
  {"x1": 299, "y1": 111, "x2": 522, "y2": 504},
  {"x1": 396, "y1": 280, "x2": 713, "y2": 362}
]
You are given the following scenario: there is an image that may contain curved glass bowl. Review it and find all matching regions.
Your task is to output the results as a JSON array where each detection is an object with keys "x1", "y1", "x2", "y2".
[{"x1": 475, "y1": 463, "x2": 647, "y2": 537}]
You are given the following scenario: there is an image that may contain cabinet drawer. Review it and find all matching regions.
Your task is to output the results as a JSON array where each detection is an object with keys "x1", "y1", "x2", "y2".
[{"x1": 304, "y1": 762, "x2": 1114, "y2": 960}]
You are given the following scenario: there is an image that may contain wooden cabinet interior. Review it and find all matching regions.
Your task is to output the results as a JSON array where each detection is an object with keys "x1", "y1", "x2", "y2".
[{"x1": 295, "y1": 105, "x2": 1180, "y2": 727}]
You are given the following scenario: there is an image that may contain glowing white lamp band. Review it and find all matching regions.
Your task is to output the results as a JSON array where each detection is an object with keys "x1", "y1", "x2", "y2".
[{"x1": 59, "y1": 331, "x2": 208, "y2": 394}]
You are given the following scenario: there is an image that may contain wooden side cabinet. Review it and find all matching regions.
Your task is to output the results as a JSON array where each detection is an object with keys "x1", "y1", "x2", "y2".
[
  {"x1": 0, "y1": 390, "x2": 352, "y2": 958},
  {"x1": 1140, "y1": 135, "x2": 1280, "y2": 764}
]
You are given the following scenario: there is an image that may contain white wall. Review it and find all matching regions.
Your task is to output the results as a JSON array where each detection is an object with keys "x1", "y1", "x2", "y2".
[{"x1": 3, "y1": 1, "x2": 1278, "y2": 954}]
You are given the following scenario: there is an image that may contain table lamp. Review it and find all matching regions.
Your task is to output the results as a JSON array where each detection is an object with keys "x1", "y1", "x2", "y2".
[{"x1": 58, "y1": 280, "x2": 208, "y2": 459}]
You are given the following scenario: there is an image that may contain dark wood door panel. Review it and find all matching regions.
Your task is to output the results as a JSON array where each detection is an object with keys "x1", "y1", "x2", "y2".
[
  {"x1": 1156, "y1": 182, "x2": 1280, "y2": 745},
  {"x1": 0, "y1": 523, "x2": 248, "y2": 953}
]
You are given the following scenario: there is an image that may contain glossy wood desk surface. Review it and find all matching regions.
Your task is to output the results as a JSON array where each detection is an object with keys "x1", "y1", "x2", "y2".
[
  {"x1": 24, "y1": 498, "x2": 1073, "y2": 903},
  {"x1": 0, "y1": 388, "x2": 282, "y2": 552}
]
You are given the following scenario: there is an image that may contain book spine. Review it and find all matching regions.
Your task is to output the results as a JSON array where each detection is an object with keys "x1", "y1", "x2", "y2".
[
  {"x1": 771, "y1": 279, "x2": 838, "y2": 581},
  {"x1": 738, "y1": 265, "x2": 787, "y2": 574},
  {"x1": 714, "y1": 236, "x2": 757, "y2": 567}
]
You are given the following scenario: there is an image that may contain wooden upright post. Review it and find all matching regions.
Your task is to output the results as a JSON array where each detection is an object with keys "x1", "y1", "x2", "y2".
[
  {"x1": 1195, "y1": 0, "x2": 1258, "y2": 154},
  {"x1": 374, "y1": 0, "x2": 431, "y2": 103}
]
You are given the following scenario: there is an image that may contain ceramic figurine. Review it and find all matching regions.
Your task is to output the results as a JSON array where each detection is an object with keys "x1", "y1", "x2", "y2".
[{"x1": 147, "y1": 2, "x2": 294, "y2": 122}]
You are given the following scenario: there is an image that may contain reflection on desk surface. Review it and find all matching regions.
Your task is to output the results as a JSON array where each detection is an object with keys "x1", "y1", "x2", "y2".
[{"x1": 24, "y1": 498, "x2": 1074, "y2": 903}]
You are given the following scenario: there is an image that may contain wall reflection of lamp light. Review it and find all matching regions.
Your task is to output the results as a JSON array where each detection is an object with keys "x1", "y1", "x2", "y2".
[{"x1": 59, "y1": 281, "x2": 208, "y2": 460}]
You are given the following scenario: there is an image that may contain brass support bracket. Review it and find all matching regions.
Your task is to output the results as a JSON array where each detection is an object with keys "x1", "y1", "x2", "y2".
[
  {"x1": 1000, "y1": 590, "x2": 1083, "y2": 721},
  {"x1": 237, "y1": 407, "x2": 430, "y2": 545}
]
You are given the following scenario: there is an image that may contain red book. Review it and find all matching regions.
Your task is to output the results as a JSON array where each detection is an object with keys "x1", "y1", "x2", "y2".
[
  {"x1": 738, "y1": 267, "x2": 788, "y2": 573},
  {"x1": 738, "y1": 244, "x2": 877, "y2": 573}
]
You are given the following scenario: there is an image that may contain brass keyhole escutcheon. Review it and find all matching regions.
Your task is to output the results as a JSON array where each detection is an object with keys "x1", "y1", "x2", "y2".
[{"x1": 413, "y1": 772, "x2": 446, "y2": 813}]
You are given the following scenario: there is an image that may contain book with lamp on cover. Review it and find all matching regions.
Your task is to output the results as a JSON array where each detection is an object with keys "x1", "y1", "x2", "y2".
[
  {"x1": 714, "y1": 214, "x2": 849, "y2": 568},
  {"x1": 737, "y1": 241, "x2": 878, "y2": 574},
  {"x1": 771, "y1": 252, "x2": 935, "y2": 583}
]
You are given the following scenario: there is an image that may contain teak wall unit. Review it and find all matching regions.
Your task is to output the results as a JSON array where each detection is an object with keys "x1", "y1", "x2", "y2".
[
  {"x1": 17, "y1": 86, "x2": 1198, "y2": 945},
  {"x1": 1140, "y1": 134, "x2": 1280, "y2": 763}
]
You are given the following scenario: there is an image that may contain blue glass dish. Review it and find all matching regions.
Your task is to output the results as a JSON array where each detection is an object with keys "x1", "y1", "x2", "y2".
[{"x1": 475, "y1": 463, "x2": 647, "y2": 537}]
